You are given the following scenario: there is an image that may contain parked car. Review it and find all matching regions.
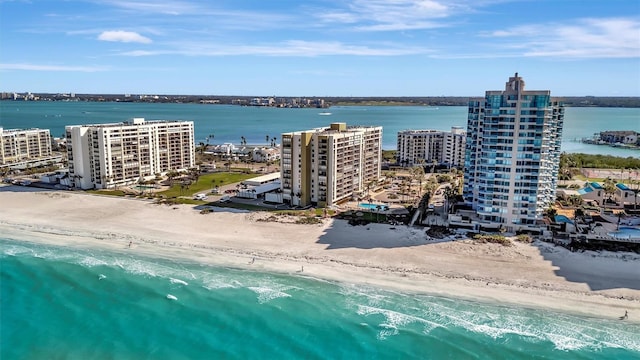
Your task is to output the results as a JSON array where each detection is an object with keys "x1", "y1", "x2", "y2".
[{"x1": 193, "y1": 193, "x2": 207, "y2": 201}]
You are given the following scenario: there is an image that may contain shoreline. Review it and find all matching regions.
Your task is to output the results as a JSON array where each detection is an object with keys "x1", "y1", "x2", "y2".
[{"x1": 1, "y1": 186, "x2": 639, "y2": 323}]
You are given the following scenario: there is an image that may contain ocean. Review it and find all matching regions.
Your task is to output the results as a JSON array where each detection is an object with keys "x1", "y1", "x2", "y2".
[
  {"x1": 2, "y1": 237, "x2": 639, "y2": 359},
  {"x1": 0, "y1": 101, "x2": 638, "y2": 157},
  {"x1": 1, "y1": 102, "x2": 639, "y2": 358}
]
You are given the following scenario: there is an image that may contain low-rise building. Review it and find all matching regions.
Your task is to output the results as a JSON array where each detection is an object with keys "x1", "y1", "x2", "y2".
[
  {"x1": 599, "y1": 131, "x2": 638, "y2": 145},
  {"x1": 615, "y1": 183, "x2": 639, "y2": 208},
  {"x1": 577, "y1": 182, "x2": 606, "y2": 207},
  {"x1": 252, "y1": 147, "x2": 280, "y2": 162}
]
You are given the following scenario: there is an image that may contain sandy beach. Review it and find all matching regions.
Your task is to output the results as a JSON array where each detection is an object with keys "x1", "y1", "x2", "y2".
[{"x1": 1, "y1": 185, "x2": 639, "y2": 322}]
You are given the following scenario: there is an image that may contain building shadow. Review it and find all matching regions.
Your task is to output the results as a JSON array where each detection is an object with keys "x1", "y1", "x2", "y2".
[
  {"x1": 0, "y1": 183, "x2": 55, "y2": 193},
  {"x1": 533, "y1": 241, "x2": 640, "y2": 291},
  {"x1": 317, "y1": 218, "x2": 640, "y2": 291},
  {"x1": 315, "y1": 218, "x2": 443, "y2": 250}
]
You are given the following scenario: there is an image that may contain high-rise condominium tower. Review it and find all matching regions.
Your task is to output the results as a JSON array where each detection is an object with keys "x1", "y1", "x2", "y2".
[
  {"x1": 281, "y1": 122, "x2": 382, "y2": 207},
  {"x1": 463, "y1": 74, "x2": 564, "y2": 231},
  {"x1": 66, "y1": 118, "x2": 194, "y2": 190},
  {"x1": 0, "y1": 127, "x2": 52, "y2": 165}
]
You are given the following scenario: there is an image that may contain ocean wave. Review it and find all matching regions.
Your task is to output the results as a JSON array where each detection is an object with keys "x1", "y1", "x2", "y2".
[
  {"x1": 170, "y1": 278, "x2": 189, "y2": 286},
  {"x1": 248, "y1": 286, "x2": 292, "y2": 303},
  {"x1": 357, "y1": 304, "x2": 441, "y2": 339}
]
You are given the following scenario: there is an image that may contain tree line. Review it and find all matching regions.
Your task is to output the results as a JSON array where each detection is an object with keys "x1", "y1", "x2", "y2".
[{"x1": 560, "y1": 153, "x2": 640, "y2": 171}]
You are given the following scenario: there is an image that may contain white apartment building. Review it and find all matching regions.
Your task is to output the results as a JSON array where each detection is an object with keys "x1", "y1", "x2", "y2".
[
  {"x1": 463, "y1": 73, "x2": 564, "y2": 232},
  {"x1": 396, "y1": 126, "x2": 466, "y2": 168},
  {"x1": 281, "y1": 122, "x2": 382, "y2": 207},
  {"x1": 66, "y1": 118, "x2": 195, "y2": 190},
  {"x1": 0, "y1": 127, "x2": 53, "y2": 166}
]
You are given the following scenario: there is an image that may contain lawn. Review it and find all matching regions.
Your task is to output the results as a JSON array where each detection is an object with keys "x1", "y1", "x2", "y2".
[{"x1": 159, "y1": 172, "x2": 256, "y2": 198}]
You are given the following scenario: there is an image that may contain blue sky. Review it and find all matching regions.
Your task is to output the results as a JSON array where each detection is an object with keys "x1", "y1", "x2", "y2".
[{"x1": 1, "y1": 0, "x2": 639, "y2": 96}]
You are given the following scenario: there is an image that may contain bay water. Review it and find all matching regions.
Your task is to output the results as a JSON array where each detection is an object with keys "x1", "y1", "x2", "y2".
[
  {"x1": 0, "y1": 101, "x2": 638, "y2": 157},
  {"x1": 2, "y1": 237, "x2": 639, "y2": 359},
  {"x1": 1, "y1": 102, "x2": 639, "y2": 358}
]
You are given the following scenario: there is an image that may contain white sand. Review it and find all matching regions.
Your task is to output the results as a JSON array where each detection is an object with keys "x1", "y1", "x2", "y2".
[{"x1": 1, "y1": 186, "x2": 639, "y2": 322}]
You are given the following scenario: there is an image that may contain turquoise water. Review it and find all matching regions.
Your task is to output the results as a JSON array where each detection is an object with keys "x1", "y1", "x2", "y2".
[
  {"x1": 359, "y1": 203, "x2": 389, "y2": 211},
  {"x1": 133, "y1": 185, "x2": 158, "y2": 190},
  {"x1": 608, "y1": 227, "x2": 640, "y2": 240},
  {"x1": 2, "y1": 237, "x2": 639, "y2": 359},
  {"x1": 554, "y1": 215, "x2": 574, "y2": 225},
  {"x1": 0, "y1": 101, "x2": 638, "y2": 157}
]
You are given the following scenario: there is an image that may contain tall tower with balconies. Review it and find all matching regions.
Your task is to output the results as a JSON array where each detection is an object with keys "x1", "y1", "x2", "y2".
[
  {"x1": 281, "y1": 122, "x2": 382, "y2": 207},
  {"x1": 463, "y1": 73, "x2": 564, "y2": 231}
]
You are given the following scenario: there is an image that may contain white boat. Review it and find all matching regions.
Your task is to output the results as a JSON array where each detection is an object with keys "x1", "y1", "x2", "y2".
[{"x1": 318, "y1": 112, "x2": 332, "y2": 116}]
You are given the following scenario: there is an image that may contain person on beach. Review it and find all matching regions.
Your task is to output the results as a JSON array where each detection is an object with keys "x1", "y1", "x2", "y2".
[
  {"x1": 128, "y1": 241, "x2": 132, "y2": 248},
  {"x1": 620, "y1": 310, "x2": 628, "y2": 320}
]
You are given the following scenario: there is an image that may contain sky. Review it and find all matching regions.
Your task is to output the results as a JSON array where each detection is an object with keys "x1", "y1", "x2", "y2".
[{"x1": 1, "y1": 0, "x2": 639, "y2": 96}]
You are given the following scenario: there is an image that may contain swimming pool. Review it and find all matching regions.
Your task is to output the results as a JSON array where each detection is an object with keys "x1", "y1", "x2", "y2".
[
  {"x1": 133, "y1": 185, "x2": 157, "y2": 191},
  {"x1": 607, "y1": 227, "x2": 640, "y2": 240},
  {"x1": 358, "y1": 203, "x2": 389, "y2": 211},
  {"x1": 554, "y1": 215, "x2": 574, "y2": 225}
]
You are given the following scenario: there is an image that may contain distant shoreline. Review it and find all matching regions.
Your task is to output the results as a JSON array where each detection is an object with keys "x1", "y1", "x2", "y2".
[{"x1": 2, "y1": 95, "x2": 640, "y2": 108}]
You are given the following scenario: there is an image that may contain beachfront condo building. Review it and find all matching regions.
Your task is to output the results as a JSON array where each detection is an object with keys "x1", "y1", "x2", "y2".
[
  {"x1": 463, "y1": 73, "x2": 564, "y2": 232},
  {"x1": 0, "y1": 127, "x2": 53, "y2": 166},
  {"x1": 281, "y1": 122, "x2": 382, "y2": 207},
  {"x1": 66, "y1": 118, "x2": 195, "y2": 190},
  {"x1": 396, "y1": 126, "x2": 466, "y2": 168}
]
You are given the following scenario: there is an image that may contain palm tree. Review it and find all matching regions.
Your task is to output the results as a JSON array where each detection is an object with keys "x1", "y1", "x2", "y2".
[
  {"x1": 545, "y1": 207, "x2": 558, "y2": 220},
  {"x1": 568, "y1": 194, "x2": 583, "y2": 207},
  {"x1": 166, "y1": 170, "x2": 179, "y2": 186},
  {"x1": 603, "y1": 177, "x2": 617, "y2": 208},
  {"x1": 265, "y1": 135, "x2": 270, "y2": 144},
  {"x1": 188, "y1": 167, "x2": 201, "y2": 184},
  {"x1": 197, "y1": 142, "x2": 206, "y2": 155},
  {"x1": 443, "y1": 186, "x2": 457, "y2": 214},
  {"x1": 410, "y1": 165, "x2": 425, "y2": 198},
  {"x1": 625, "y1": 169, "x2": 640, "y2": 210}
]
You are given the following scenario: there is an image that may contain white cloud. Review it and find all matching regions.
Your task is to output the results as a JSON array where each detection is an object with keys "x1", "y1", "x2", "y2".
[
  {"x1": 316, "y1": 0, "x2": 456, "y2": 31},
  {"x1": 99, "y1": 0, "x2": 201, "y2": 15},
  {"x1": 483, "y1": 17, "x2": 640, "y2": 59},
  {"x1": 98, "y1": 30, "x2": 152, "y2": 43},
  {"x1": 0, "y1": 63, "x2": 107, "y2": 72},
  {"x1": 117, "y1": 40, "x2": 431, "y2": 57}
]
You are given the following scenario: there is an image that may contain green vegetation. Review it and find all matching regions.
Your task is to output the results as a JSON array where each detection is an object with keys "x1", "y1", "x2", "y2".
[
  {"x1": 295, "y1": 216, "x2": 323, "y2": 225},
  {"x1": 561, "y1": 153, "x2": 640, "y2": 170},
  {"x1": 382, "y1": 150, "x2": 397, "y2": 162},
  {"x1": 159, "y1": 172, "x2": 255, "y2": 198},
  {"x1": 472, "y1": 234, "x2": 512, "y2": 247},
  {"x1": 87, "y1": 189, "x2": 127, "y2": 196},
  {"x1": 21, "y1": 165, "x2": 60, "y2": 175},
  {"x1": 515, "y1": 234, "x2": 533, "y2": 243}
]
